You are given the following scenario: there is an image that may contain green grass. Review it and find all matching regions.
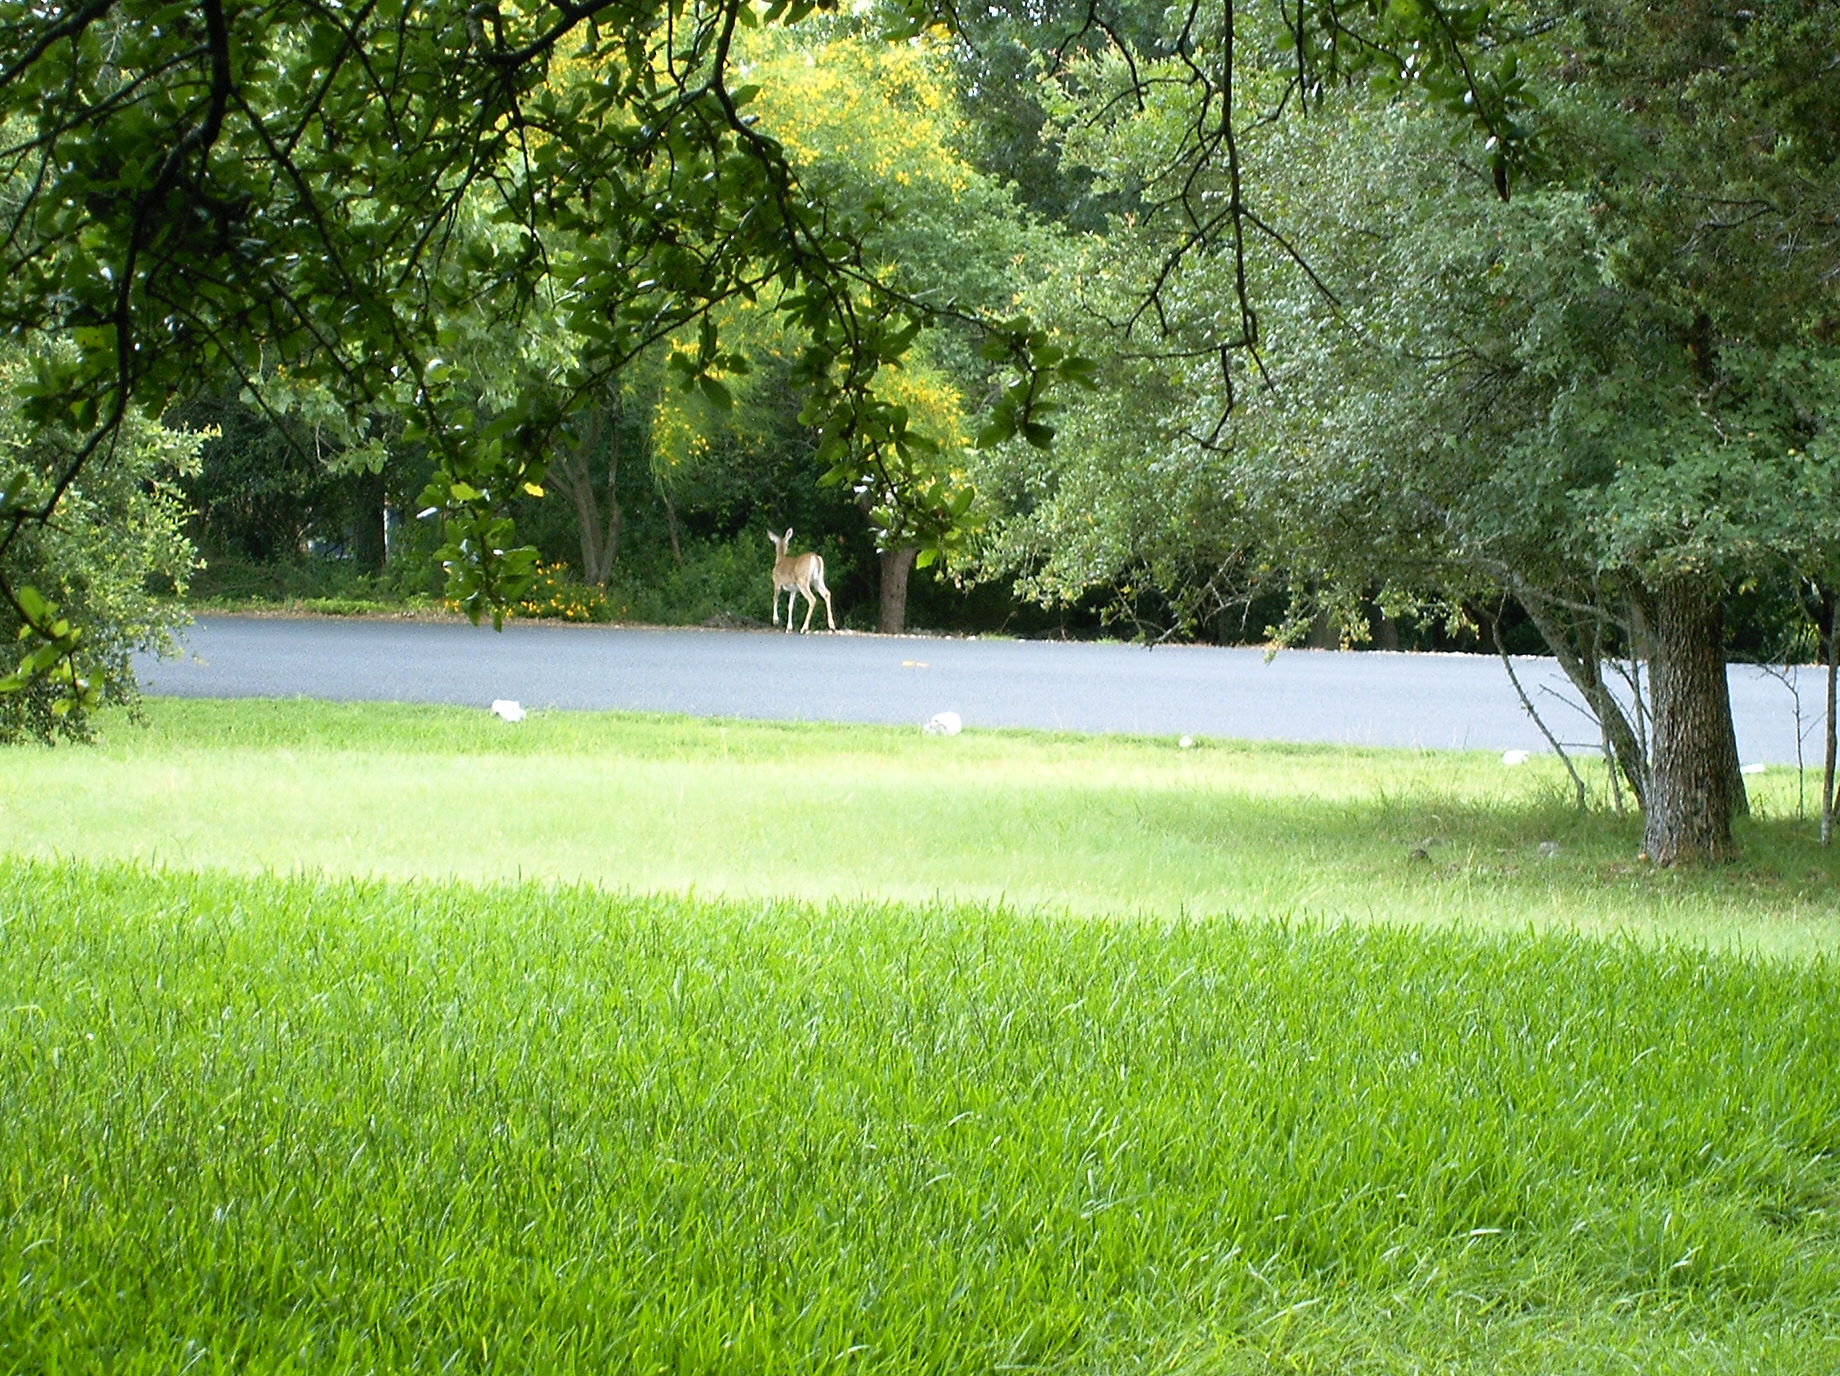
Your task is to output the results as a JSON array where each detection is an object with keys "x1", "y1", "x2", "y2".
[
  {"x1": 4, "y1": 699, "x2": 1839, "y2": 1371},
  {"x1": 3, "y1": 697, "x2": 1838, "y2": 955},
  {"x1": 5, "y1": 859, "x2": 1839, "y2": 1373}
]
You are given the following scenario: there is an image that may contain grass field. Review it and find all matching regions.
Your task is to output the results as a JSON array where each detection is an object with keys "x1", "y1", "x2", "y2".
[
  {"x1": 5, "y1": 697, "x2": 1840, "y2": 953},
  {"x1": 3, "y1": 699, "x2": 1838, "y2": 1372}
]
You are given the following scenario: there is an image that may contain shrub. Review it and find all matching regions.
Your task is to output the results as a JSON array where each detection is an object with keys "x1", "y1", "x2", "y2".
[
  {"x1": 189, "y1": 548, "x2": 448, "y2": 606},
  {"x1": 0, "y1": 344, "x2": 202, "y2": 743},
  {"x1": 609, "y1": 534, "x2": 811, "y2": 626},
  {"x1": 505, "y1": 562, "x2": 611, "y2": 623}
]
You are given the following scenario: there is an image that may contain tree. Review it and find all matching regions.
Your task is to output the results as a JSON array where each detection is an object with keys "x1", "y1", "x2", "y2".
[
  {"x1": 0, "y1": 0, "x2": 1070, "y2": 694},
  {"x1": 0, "y1": 343, "x2": 200, "y2": 740},
  {"x1": 4, "y1": 0, "x2": 1548, "y2": 689},
  {"x1": 171, "y1": 387, "x2": 365, "y2": 565},
  {"x1": 744, "y1": 30, "x2": 1036, "y2": 631},
  {"x1": 978, "y1": 0, "x2": 1840, "y2": 864},
  {"x1": 546, "y1": 373, "x2": 644, "y2": 588},
  {"x1": 1260, "y1": 3, "x2": 1840, "y2": 865}
]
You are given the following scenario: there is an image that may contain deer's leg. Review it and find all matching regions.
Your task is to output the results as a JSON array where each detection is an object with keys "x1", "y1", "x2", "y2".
[
  {"x1": 800, "y1": 587, "x2": 817, "y2": 632},
  {"x1": 810, "y1": 563, "x2": 835, "y2": 631}
]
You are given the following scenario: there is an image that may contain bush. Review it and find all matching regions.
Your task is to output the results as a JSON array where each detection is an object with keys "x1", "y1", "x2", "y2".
[
  {"x1": 189, "y1": 550, "x2": 447, "y2": 608},
  {"x1": 503, "y1": 562, "x2": 612, "y2": 623},
  {"x1": 0, "y1": 345, "x2": 202, "y2": 743},
  {"x1": 608, "y1": 535, "x2": 787, "y2": 626}
]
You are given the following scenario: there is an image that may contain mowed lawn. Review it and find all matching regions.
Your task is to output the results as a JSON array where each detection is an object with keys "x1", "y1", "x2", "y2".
[
  {"x1": 2, "y1": 699, "x2": 1838, "y2": 1373},
  {"x1": 5, "y1": 697, "x2": 1840, "y2": 953}
]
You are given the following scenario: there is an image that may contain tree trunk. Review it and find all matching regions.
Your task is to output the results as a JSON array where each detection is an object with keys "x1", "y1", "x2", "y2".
[
  {"x1": 1821, "y1": 587, "x2": 1837, "y2": 846},
  {"x1": 348, "y1": 467, "x2": 387, "y2": 574},
  {"x1": 550, "y1": 385, "x2": 623, "y2": 586},
  {"x1": 878, "y1": 545, "x2": 917, "y2": 635},
  {"x1": 1304, "y1": 607, "x2": 1339, "y2": 649},
  {"x1": 586, "y1": 442, "x2": 621, "y2": 587},
  {"x1": 1641, "y1": 581, "x2": 1743, "y2": 865},
  {"x1": 660, "y1": 486, "x2": 683, "y2": 565},
  {"x1": 1514, "y1": 585, "x2": 1648, "y2": 808}
]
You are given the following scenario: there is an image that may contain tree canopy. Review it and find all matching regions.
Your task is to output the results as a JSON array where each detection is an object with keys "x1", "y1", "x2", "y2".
[
  {"x1": 0, "y1": 0, "x2": 1081, "y2": 694},
  {"x1": 973, "y1": 0, "x2": 1840, "y2": 862}
]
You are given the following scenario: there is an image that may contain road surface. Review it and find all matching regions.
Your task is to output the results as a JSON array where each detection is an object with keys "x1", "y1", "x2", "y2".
[{"x1": 132, "y1": 615, "x2": 1822, "y2": 765}]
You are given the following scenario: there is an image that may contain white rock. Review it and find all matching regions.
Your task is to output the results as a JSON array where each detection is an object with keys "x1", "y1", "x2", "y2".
[
  {"x1": 1178, "y1": 735, "x2": 1196, "y2": 750},
  {"x1": 924, "y1": 711, "x2": 962, "y2": 736},
  {"x1": 1501, "y1": 749, "x2": 1532, "y2": 766},
  {"x1": 1740, "y1": 762, "x2": 1767, "y2": 776},
  {"x1": 490, "y1": 699, "x2": 526, "y2": 723}
]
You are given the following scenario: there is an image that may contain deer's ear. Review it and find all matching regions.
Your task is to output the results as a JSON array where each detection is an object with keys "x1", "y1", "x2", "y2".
[{"x1": 784, "y1": 527, "x2": 794, "y2": 542}]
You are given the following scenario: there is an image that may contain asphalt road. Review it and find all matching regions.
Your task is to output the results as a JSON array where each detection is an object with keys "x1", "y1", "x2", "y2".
[{"x1": 132, "y1": 615, "x2": 1821, "y2": 765}]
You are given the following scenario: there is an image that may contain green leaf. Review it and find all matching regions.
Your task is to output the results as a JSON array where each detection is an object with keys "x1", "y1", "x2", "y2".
[
  {"x1": 976, "y1": 415, "x2": 1017, "y2": 449},
  {"x1": 14, "y1": 585, "x2": 52, "y2": 627}
]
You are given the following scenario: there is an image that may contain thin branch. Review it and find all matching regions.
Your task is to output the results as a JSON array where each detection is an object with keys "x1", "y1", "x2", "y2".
[{"x1": 1496, "y1": 622, "x2": 1589, "y2": 810}]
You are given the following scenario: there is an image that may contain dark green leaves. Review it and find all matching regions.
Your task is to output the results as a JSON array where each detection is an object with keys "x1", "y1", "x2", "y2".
[
  {"x1": 0, "y1": 585, "x2": 95, "y2": 714},
  {"x1": 974, "y1": 323, "x2": 1092, "y2": 451}
]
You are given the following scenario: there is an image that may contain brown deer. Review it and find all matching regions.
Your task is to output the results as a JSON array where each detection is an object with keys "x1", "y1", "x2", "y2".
[{"x1": 769, "y1": 527, "x2": 835, "y2": 632}]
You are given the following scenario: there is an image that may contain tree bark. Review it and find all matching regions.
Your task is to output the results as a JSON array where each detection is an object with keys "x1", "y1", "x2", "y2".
[
  {"x1": 549, "y1": 385, "x2": 623, "y2": 586},
  {"x1": 348, "y1": 466, "x2": 387, "y2": 573},
  {"x1": 661, "y1": 486, "x2": 683, "y2": 565},
  {"x1": 1641, "y1": 581, "x2": 1743, "y2": 865},
  {"x1": 1821, "y1": 587, "x2": 1837, "y2": 846},
  {"x1": 878, "y1": 545, "x2": 917, "y2": 635}
]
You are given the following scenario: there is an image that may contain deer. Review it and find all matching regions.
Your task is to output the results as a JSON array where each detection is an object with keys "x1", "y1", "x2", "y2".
[{"x1": 769, "y1": 527, "x2": 836, "y2": 633}]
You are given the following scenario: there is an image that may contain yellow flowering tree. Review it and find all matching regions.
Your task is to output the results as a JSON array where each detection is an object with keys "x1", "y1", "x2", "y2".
[{"x1": 728, "y1": 30, "x2": 1043, "y2": 630}]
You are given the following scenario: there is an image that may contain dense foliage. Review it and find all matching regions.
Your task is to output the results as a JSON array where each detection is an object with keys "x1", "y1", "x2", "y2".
[
  {"x1": 0, "y1": 345, "x2": 199, "y2": 742},
  {"x1": 972, "y1": 0, "x2": 1840, "y2": 861},
  {"x1": 0, "y1": 0, "x2": 1084, "y2": 682}
]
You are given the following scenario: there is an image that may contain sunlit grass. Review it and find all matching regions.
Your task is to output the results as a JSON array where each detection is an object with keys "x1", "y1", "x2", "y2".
[
  {"x1": 6, "y1": 700, "x2": 1839, "y2": 1370},
  {"x1": 2, "y1": 697, "x2": 1837, "y2": 955},
  {"x1": 3, "y1": 858, "x2": 1838, "y2": 1373}
]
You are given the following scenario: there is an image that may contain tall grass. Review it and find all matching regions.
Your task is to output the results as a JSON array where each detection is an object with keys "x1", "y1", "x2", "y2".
[
  {"x1": 6, "y1": 700, "x2": 1838, "y2": 1371},
  {"x1": 3, "y1": 698, "x2": 1837, "y2": 955},
  {"x1": 4, "y1": 858, "x2": 1838, "y2": 1373}
]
